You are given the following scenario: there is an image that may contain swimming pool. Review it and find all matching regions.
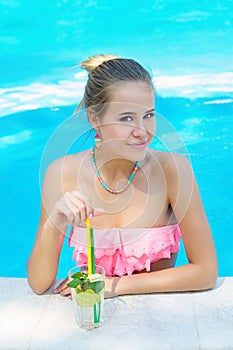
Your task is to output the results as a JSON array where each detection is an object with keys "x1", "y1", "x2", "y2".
[{"x1": 0, "y1": 1, "x2": 233, "y2": 278}]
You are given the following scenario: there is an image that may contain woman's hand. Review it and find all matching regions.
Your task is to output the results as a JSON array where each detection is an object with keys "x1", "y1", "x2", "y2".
[
  {"x1": 54, "y1": 275, "x2": 120, "y2": 299},
  {"x1": 48, "y1": 190, "x2": 92, "y2": 232},
  {"x1": 53, "y1": 277, "x2": 71, "y2": 297},
  {"x1": 48, "y1": 191, "x2": 104, "y2": 233}
]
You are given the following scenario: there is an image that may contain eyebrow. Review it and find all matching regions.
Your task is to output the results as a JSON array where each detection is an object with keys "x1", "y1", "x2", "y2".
[{"x1": 118, "y1": 108, "x2": 155, "y2": 116}]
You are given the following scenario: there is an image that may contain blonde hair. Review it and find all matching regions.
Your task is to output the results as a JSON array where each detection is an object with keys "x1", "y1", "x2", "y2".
[
  {"x1": 81, "y1": 54, "x2": 120, "y2": 72},
  {"x1": 75, "y1": 53, "x2": 153, "y2": 115}
]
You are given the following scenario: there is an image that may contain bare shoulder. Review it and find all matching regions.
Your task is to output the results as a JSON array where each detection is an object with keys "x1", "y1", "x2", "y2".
[
  {"x1": 150, "y1": 150, "x2": 196, "y2": 219},
  {"x1": 46, "y1": 150, "x2": 90, "y2": 179},
  {"x1": 150, "y1": 149, "x2": 193, "y2": 180},
  {"x1": 149, "y1": 150, "x2": 195, "y2": 208},
  {"x1": 42, "y1": 150, "x2": 90, "y2": 204}
]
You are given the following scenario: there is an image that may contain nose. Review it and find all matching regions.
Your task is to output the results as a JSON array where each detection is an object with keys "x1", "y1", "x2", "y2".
[{"x1": 132, "y1": 123, "x2": 147, "y2": 138}]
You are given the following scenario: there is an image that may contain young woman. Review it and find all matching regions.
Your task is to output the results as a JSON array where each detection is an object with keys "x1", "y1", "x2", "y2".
[{"x1": 27, "y1": 54, "x2": 218, "y2": 298}]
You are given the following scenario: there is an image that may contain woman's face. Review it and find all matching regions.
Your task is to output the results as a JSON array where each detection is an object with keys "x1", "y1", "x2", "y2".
[{"x1": 96, "y1": 81, "x2": 156, "y2": 161}]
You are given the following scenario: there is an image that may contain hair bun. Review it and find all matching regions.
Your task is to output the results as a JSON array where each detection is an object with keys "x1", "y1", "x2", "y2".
[{"x1": 80, "y1": 54, "x2": 120, "y2": 72}]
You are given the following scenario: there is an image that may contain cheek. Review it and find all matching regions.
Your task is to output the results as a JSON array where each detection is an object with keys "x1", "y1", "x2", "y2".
[
  {"x1": 101, "y1": 125, "x2": 114, "y2": 138},
  {"x1": 146, "y1": 119, "x2": 156, "y2": 136},
  {"x1": 102, "y1": 124, "x2": 130, "y2": 139}
]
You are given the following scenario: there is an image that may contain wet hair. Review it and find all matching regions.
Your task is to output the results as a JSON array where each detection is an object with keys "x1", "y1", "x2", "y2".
[{"x1": 75, "y1": 54, "x2": 154, "y2": 116}]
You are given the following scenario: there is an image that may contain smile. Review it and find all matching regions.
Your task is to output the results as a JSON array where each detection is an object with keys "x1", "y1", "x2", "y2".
[{"x1": 127, "y1": 141, "x2": 148, "y2": 149}]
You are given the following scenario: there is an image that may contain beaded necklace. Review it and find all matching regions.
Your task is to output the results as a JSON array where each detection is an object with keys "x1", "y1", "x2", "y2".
[{"x1": 91, "y1": 147, "x2": 140, "y2": 194}]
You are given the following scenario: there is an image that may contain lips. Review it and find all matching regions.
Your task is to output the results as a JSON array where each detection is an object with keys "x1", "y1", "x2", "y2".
[{"x1": 128, "y1": 141, "x2": 148, "y2": 148}]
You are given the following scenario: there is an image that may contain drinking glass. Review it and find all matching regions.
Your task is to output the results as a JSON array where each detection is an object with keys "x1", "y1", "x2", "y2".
[{"x1": 68, "y1": 265, "x2": 105, "y2": 330}]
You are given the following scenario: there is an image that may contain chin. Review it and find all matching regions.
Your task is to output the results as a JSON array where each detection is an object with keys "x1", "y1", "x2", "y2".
[{"x1": 125, "y1": 148, "x2": 148, "y2": 162}]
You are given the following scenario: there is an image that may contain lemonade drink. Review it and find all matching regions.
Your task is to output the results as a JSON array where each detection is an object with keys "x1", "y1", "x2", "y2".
[{"x1": 68, "y1": 265, "x2": 105, "y2": 330}]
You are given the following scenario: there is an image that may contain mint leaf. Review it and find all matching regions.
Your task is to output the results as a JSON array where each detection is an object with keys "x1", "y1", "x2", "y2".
[
  {"x1": 89, "y1": 281, "x2": 105, "y2": 294},
  {"x1": 67, "y1": 278, "x2": 82, "y2": 288},
  {"x1": 66, "y1": 272, "x2": 104, "y2": 293},
  {"x1": 71, "y1": 272, "x2": 87, "y2": 280}
]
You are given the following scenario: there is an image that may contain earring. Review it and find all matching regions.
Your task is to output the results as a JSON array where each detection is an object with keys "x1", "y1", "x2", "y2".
[{"x1": 94, "y1": 132, "x2": 102, "y2": 150}]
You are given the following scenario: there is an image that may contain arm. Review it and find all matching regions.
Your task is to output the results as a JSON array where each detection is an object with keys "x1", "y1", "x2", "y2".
[
  {"x1": 27, "y1": 159, "x2": 67, "y2": 294},
  {"x1": 109, "y1": 154, "x2": 218, "y2": 296},
  {"x1": 27, "y1": 158, "x2": 93, "y2": 294},
  {"x1": 27, "y1": 213, "x2": 65, "y2": 295}
]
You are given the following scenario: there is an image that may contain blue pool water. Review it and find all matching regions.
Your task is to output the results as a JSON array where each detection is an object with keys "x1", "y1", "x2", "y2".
[{"x1": 0, "y1": 1, "x2": 233, "y2": 278}]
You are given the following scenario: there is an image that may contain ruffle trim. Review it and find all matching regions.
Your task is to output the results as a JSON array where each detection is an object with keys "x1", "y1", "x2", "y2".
[{"x1": 69, "y1": 225, "x2": 181, "y2": 277}]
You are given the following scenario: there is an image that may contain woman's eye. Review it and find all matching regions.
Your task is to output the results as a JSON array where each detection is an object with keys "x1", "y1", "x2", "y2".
[
  {"x1": 143, "y1": 113, "x2": 155, "y2": 119},
  {"x1": 120, "y1": 116, "x2": 133, "y2": 122}
]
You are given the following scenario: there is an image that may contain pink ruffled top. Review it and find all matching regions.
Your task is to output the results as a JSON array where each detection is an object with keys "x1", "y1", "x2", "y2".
[{"x1": 69, "y1": 224, "x2": 181, "y2": 277}]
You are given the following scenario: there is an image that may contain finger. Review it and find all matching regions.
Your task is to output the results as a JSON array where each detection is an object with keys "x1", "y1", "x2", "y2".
[
  {"x1": 62, "y1": 194, "x2": 84, "y2": 225},
  {"x1": 53, "y1": 277, "x2": 69, "y2": 293},
  {"x1": 71, "y1": 191, "x2": 93, "y2": 218},
  {"x1": 55, "y1": 201, "x2": 76, "y2": 224},
  {"x1": 68, "y1": 192, "x2": 105, "y2": 220},
  {"x1": 59, "y1": 286, "x2": 71, "y2": 297},
  {"x1": 65, "y1": 192, "x2": 86, "y2": 223}
]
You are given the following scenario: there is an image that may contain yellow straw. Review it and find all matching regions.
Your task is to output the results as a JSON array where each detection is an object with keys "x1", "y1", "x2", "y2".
[{"x1": 86, "y1": 217, "x2": 92, "y2": 275}]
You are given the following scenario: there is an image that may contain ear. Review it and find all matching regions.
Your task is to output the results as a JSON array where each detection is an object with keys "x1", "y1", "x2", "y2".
[{"x1": 88, "y1": 109, "x2": 100, "y2": 129}]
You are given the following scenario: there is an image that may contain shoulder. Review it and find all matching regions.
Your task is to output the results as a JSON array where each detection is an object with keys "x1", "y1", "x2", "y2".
[
  {"x1": 148, "y1": 151, "x2": 197, "y2": 224},
  {"x1": 155, "y1": 152, "x2": 196, "y2": 215},
  {"x1": 46, "y1": 151, "x2": 90, "y2": 178},
  {"x1": 150, "y1": 150, "x2": 193, "y2": 176},
  {"x1": 41, "y1": 151, "x2": 90, "y2": 212},
  {"x1": 43, "y1": 150, "x2": 90, "y2": 193}
]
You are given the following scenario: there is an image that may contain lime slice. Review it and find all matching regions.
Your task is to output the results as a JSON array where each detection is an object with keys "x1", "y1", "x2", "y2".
[
  {"x1": 88, "y1": 273, "x2": 103, "y2": 283},
  {"x1": 76, "y1": 291, "x2": 98, "y2": 307},
  {"x1": 86, "y1": 289, "x2": 100, "y2": 302}
]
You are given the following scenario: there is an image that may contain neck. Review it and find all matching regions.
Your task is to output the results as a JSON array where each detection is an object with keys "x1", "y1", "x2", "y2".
[
  {"x1": 91, "y1": 146, "x2": 140, "y2": 194},
  {"x1": 97, "y1": 156, "x2": 135, "y2": 180}
]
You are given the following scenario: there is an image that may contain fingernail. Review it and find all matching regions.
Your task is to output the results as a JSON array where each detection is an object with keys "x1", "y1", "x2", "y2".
[{"x1": 53, "y1": 288, "x2": 58, "y2": 294}]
